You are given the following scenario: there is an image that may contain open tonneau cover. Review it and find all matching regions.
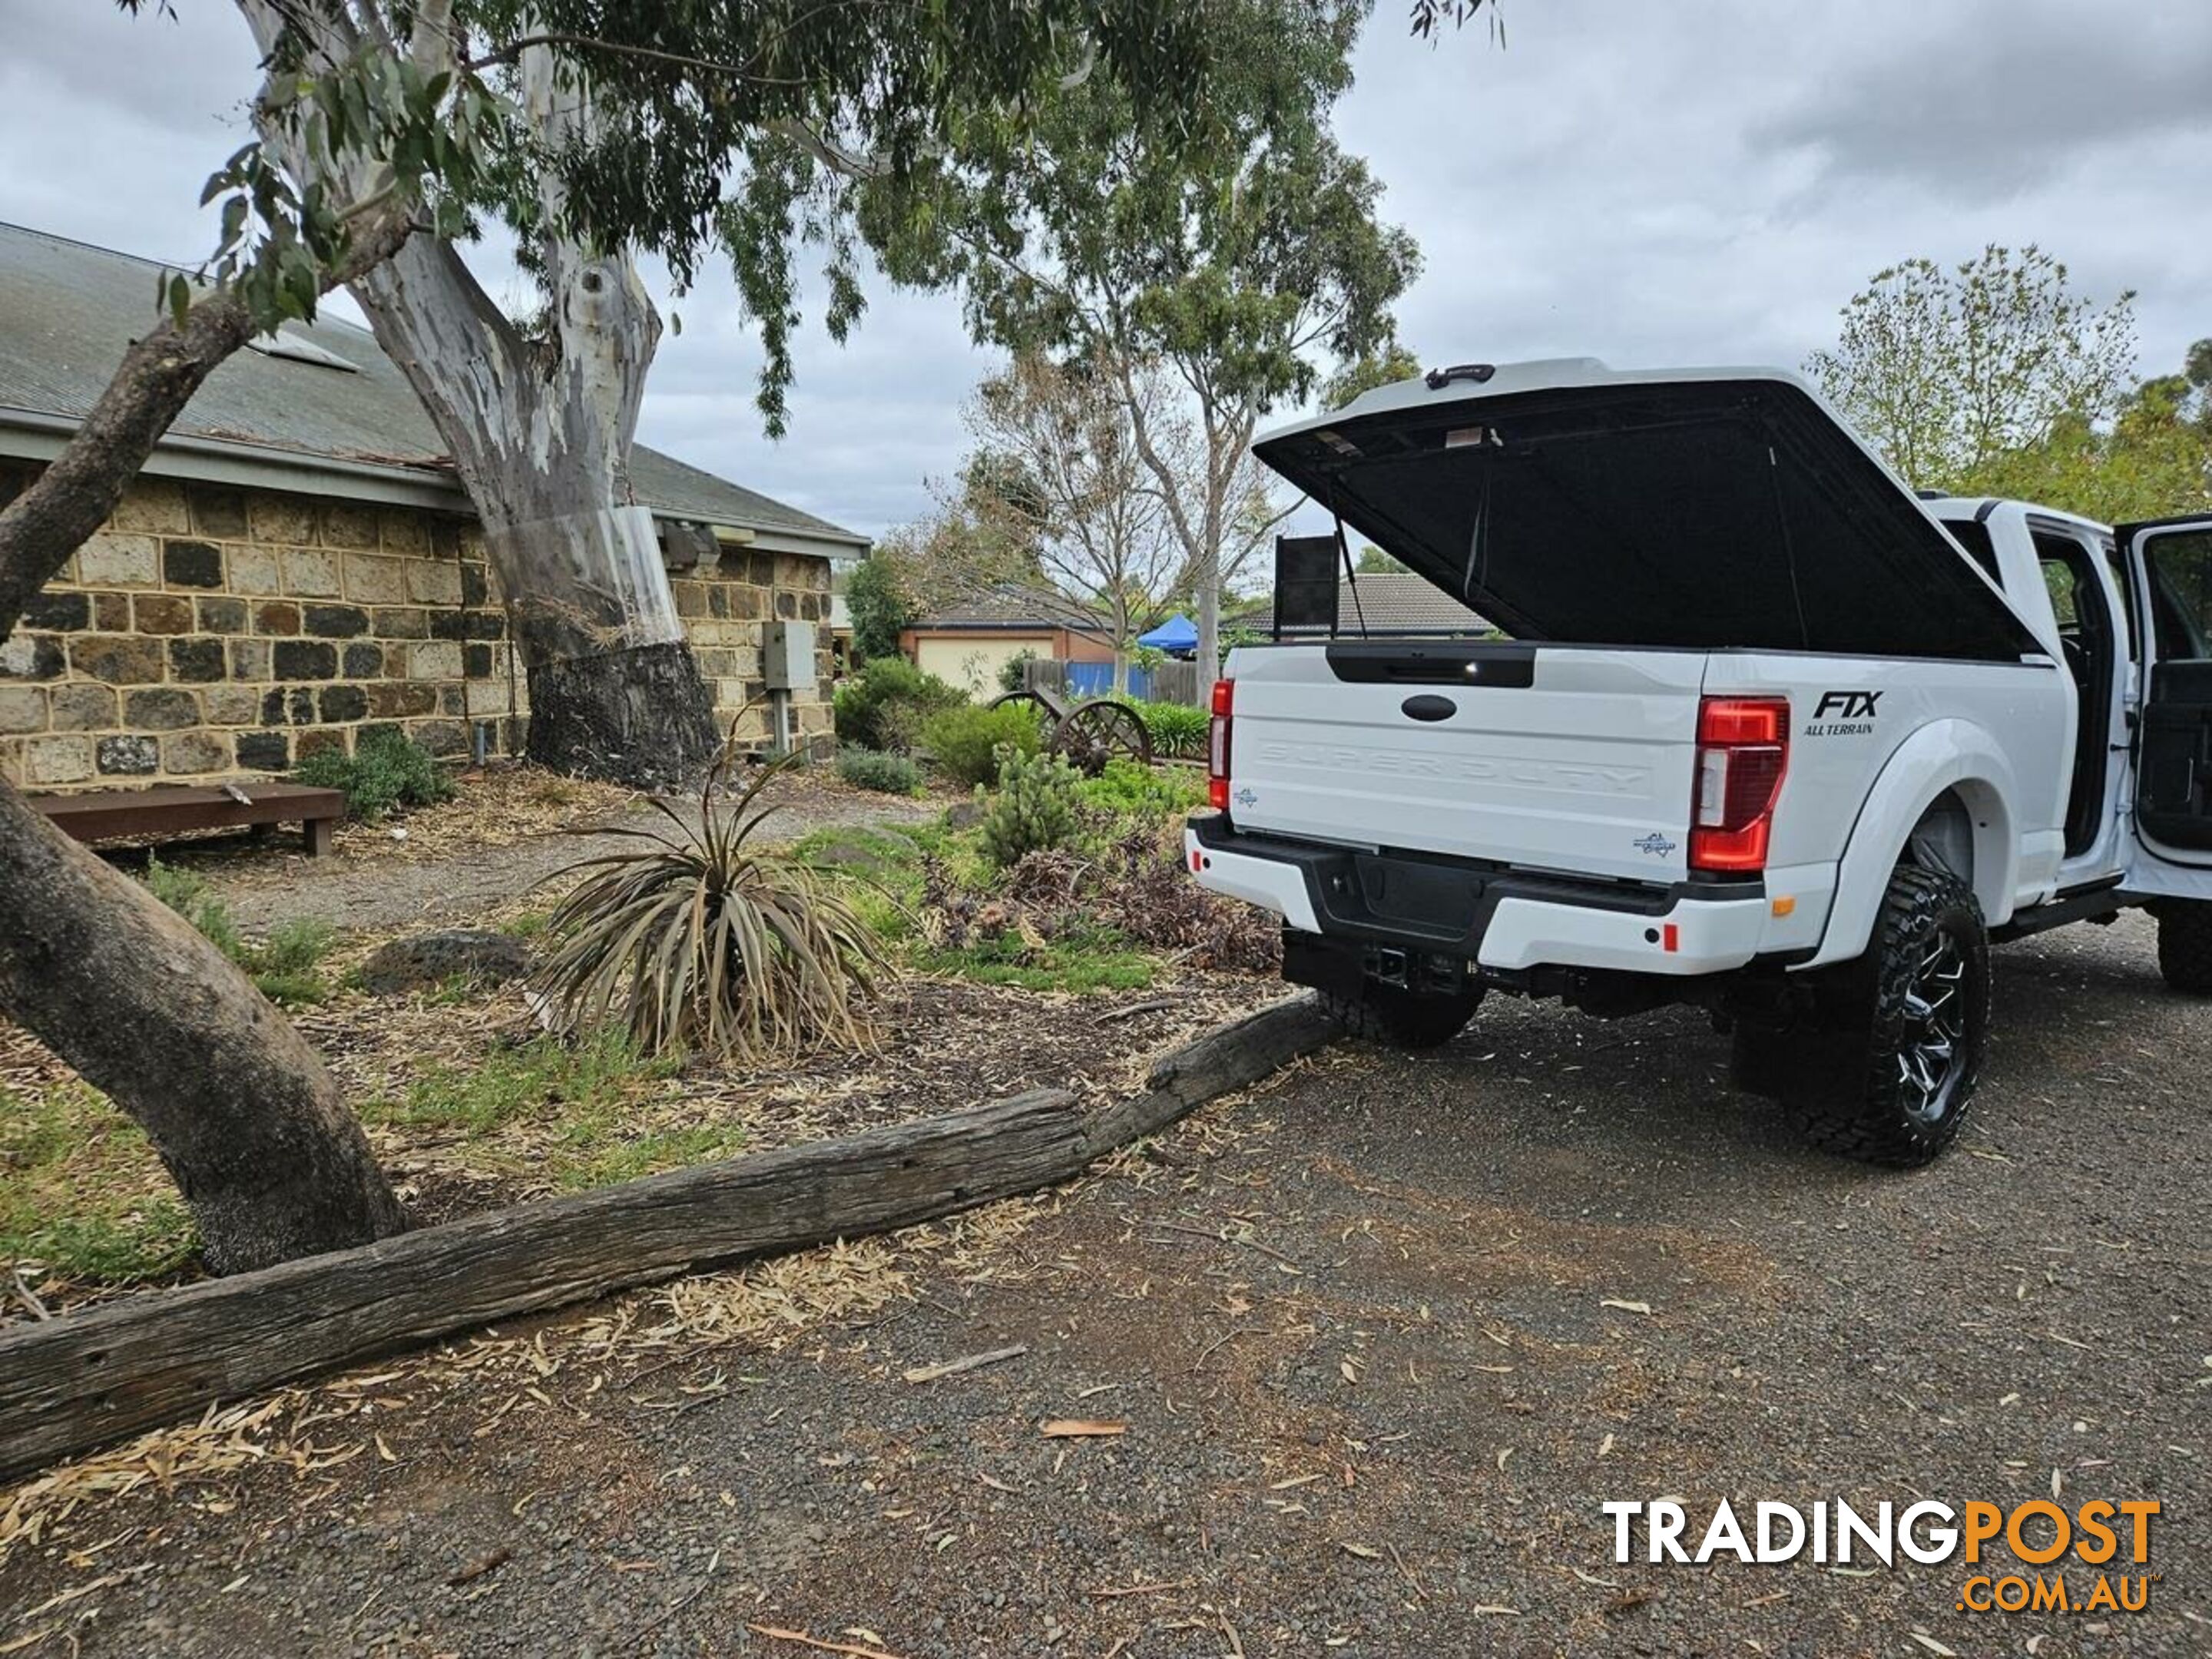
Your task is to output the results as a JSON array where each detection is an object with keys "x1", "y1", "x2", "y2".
[{"x1": 1253, "y1": 359, "x2": 2046, "y2": 663}]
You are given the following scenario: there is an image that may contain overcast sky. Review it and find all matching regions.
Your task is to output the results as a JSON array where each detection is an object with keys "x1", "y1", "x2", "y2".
[{"x1": 5, "y1": 0, "x2": 2209, "y2": 541}]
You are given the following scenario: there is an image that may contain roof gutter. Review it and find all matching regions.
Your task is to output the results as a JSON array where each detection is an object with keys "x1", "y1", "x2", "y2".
[{"x1": 0, "y1": 405, "x2": 468, "y2": 512}]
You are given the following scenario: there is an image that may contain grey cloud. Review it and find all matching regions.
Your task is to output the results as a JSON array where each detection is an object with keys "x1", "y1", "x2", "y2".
[
  {"x1": 3, "y1": 0, "x2": 2209, "y2": 546},
  {"x1": 1749, "y1": 0, "x2": 2212, "y2": 197}
]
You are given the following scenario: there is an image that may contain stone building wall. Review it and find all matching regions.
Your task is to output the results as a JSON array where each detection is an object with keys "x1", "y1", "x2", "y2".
[
  {"x1": 670, "y1": 548, "x2": 836, "y2": 754},
  {"x1": 0, "y1": 464, "x2": 835, "y2": 792}
]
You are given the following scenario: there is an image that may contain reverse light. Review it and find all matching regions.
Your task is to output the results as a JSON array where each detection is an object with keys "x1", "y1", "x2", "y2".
[
  {"x1": 1690, "y1": 696, "x2": 1788, "y2": 873},
  {"x1": 1208, "y1": 678, "x2": 1234, "y2": 812}
]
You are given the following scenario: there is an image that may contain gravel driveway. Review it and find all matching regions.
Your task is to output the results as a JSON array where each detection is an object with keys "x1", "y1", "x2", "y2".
[{"x1": 6, "y1": 912, "x2": 2206, "y2": 1656}]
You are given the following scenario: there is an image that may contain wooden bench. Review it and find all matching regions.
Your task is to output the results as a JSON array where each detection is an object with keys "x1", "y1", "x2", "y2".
[{"x1": 33, "y1": 781, "x2": 348, "y2": 856}]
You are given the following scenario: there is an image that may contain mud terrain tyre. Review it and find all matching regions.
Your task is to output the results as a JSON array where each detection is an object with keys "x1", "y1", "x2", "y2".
[
  {"x1": 2156, "y1": 899, "x2": 2212, "y2": 995},
  {"x1": 1321, "y1": 982, "x2": 1484, "y2": 1050},
  {"x1": 1787, "y1": 865, "x2": 1989, "y2": 1168}
]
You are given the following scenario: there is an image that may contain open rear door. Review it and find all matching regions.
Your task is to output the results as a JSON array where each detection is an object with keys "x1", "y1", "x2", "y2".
[{"x1": 2122, "y1": 517, "x2": 2212, "y2": 872}]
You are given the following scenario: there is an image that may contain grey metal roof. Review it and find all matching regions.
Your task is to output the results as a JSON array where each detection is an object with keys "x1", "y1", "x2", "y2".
[{"x1": 0, "y1": 222, "x2": 866, "y2": 550}]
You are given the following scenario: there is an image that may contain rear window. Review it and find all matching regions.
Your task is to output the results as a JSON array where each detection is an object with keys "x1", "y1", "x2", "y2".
[{"x1": 1940, "y1": 518, "x2": 1999, "y2": 581}]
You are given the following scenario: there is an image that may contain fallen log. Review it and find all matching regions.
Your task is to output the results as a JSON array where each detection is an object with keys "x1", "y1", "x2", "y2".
[{"x1": 0, "y1": 995, "x2": 1336, "y2": 1482}]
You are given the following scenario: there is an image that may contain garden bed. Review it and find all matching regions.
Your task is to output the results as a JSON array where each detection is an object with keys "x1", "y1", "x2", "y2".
[{"x1": 2, "y1": 757, "x2": 1280, "y2": 1326}]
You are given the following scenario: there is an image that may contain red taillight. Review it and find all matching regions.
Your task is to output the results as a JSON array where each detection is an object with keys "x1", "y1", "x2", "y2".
[
  {"x1": 1690, "y1": 697, "x2": 1788, "y2": 873},
  {"x1": 1208, "y1": 678, "x2": 1233, "y2": 812}
]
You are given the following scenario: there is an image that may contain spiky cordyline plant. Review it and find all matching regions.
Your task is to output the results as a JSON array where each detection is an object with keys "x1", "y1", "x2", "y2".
[{"x1": 534, "y1": 745, "x2": 886, "y2": 1058}]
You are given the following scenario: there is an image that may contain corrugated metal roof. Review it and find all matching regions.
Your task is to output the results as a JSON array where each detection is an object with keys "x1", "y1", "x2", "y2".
[
  {"x1": 1226, "y1": 571, "x2": 1498, "y2": 634},
  {"x1": 0, "y1": 222, "x2": 866, "y2": 548}
]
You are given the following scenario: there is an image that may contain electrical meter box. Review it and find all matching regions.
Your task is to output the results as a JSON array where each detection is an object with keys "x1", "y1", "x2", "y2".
[{"x1": 763, "y1": 620, "x2": 818, "y2": 694}]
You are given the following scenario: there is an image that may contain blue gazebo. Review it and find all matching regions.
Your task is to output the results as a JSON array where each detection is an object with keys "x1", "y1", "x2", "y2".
[{"x1": 1137, "y1": 612, "x2": 1199, "y2": 656}]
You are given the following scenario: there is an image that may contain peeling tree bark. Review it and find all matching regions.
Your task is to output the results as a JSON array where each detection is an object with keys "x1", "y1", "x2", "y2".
[{"x1": 240, "y1": 6, "x2": 721, "y2": 787}]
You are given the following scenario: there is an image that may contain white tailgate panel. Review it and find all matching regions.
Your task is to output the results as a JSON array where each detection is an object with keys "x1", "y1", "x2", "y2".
[{"x1": 1224, "y1": 646, "x2": 1706, "y2": 884}]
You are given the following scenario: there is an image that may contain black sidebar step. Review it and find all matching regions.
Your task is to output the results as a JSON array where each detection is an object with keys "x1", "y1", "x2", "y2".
[{"x1": 1992, "y1": 876, "x2": 2126, "y2": 943}]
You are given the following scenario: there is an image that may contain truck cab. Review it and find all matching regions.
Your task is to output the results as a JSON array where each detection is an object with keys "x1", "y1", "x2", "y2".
[{"x1": 1187, "y1": 359, "x2": 2212, "y2": 1166}]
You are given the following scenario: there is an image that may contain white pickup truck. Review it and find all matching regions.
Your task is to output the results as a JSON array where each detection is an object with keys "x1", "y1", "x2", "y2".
[{"x1": 1187, "y1": 359, "x2": 2212, "y2": 1165}]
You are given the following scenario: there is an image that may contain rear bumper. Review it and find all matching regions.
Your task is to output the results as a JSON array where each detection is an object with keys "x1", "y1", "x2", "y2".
[{"x1": 1185, "y1": 814, "x2": 1769, "y2": 976}]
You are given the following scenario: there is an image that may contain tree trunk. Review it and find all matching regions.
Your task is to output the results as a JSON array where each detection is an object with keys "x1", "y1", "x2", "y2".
[
  {"x1": 1195, "y1": 552, "x2": 1220, "y2": 686},
  {"x1": 525, "y1": 639, "x2": 720, "y2": 781},
  {"x1": 0, "y1": 784, "x2": 408, "y2": 1273},
  {"x1": 233, "y1": 10, "x2": 726, "y2": 790}
]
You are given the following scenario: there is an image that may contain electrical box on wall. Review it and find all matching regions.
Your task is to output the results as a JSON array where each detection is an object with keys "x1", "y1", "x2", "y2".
[{"x1": 763, "y1": 620, "x2": 817, "y2": 693}]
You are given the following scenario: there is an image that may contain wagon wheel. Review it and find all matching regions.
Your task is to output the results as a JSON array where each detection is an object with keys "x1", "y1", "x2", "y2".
[
  {"x1": 987, "y1": 687, "x2": 1066, "y2": 725},
  {"x1": 1051, "y1": 698, "x2": 1153, "y2": 775}
]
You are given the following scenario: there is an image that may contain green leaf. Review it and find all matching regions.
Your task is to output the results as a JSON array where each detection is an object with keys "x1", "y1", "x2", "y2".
[{"x1": 167, "y1": 271, "x2": 190, "y2": 329}]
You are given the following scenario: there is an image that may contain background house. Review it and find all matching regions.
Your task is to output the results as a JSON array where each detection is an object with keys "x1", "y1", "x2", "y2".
[
  {"x1": 899, "y1": 581, "x2": 1116, "y2": 695},
  {"x1": 0, "y1": 224, "x2": 869, "y2": 790}
]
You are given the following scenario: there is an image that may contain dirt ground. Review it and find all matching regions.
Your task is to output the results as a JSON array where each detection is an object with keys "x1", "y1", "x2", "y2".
[
  {"x1": 4, "y1": 912, "x2": 2207, "y2": 1657},
  {"x1": 165, "y1": 763, "x2": 943, "y2": 934}
]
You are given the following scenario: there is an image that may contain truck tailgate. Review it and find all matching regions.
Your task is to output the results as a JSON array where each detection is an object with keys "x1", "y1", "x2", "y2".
[{"x1": 1224, "y1": 642, "x2": 1707, "y2": 884}]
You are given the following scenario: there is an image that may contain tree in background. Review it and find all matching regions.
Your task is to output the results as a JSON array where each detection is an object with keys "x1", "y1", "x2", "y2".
[
  {"x1": 1322, "y1": 343, "x2": 1424, "y2": 409},
  {"x1": 867, "y1": 455, "x2": 1056, "y2": 634},
  {"x1": 1808, "y1": 247, "x2": 2210, "y2": 521},
  {"x1": 1806, "y1": 246, "x2": 2139, "y2": 494},
  {"x1": 1975, "y1": 345, "x2": 2212, "y2": 523},
  {"x1": 964, "y1": 355, "x2": 1179, "y2": 691},
  {"x1": 843, "y1": 555, "x2": 914, "y2": 664},
  {"x1": 869, "y1": 0, "x2": 1452, "y2": 676}
]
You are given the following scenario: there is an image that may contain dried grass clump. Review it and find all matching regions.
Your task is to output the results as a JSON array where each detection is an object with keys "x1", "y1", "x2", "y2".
[{"x1": 534, "y1": 748, "x2": 888, "y2": 1058}]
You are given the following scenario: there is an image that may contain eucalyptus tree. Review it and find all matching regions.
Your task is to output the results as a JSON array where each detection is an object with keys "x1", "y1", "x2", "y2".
[
  {"x1": 230, "y1": 0, "x2": 1223, "y2": 783},
  {"x1": 864, "y1": 0, "x2": 1450, "y2": 670}
]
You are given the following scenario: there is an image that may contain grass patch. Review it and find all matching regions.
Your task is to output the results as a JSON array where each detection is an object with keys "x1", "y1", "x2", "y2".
[
  {"x1": 359, "y1": 1030, "x2": 733, "y2": 1191},
  {"x1": 915, "y1": 934, "x2": 1155, "y2": 993},
  {"x1": 0, "y1": 1081, "x2": 197, "y2": 1285},
  {"x1": 557, "y1": 1124, "x2": 748, "y2": 1190},
  {"x1": 364, "y1": 1029, "x2": 679, "y2": 1138},
  {"x1": 144, "y1": 858, "x2": 336, "y2": 1006},
  {"x1": 498, "y1": 909, "x2": 552, "y2": 941}
]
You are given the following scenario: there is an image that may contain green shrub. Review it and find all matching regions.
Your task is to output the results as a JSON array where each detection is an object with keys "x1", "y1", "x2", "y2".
[
  {"x1": 833, "y1": 657, "x2": 965, "y2": 752},
  {"x1": 1134, "y1": 700, "x2": 1210, "y2": 760},
  {"x1": 979, "y1": 747, "x2": 1079, "y2": 867},
  {"x1": 922, "y1": 703, "x2": 1043, "y2": 786},
  {"x1": 998, "y1": 649, "x2": 1041, "y2": 694},
  {"x1": 1073, "y1": 757, "x2": 1209, "y2": 820},
  {"x1": 142, "y1": 858, "x2": 335, "y2": 1005},
  {"x1": 293, "y1": 730, "x2": 455, "y2": 822},
  {"x1": 836, "y1": 746, "x2": 926, "y2": 795}
]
